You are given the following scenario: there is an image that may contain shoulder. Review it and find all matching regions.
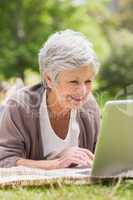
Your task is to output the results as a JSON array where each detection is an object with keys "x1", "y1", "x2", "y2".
[
  {"x1": 6, "y1": 82, "x2": 45, "y2": 116},
  {"x1": 0, "y1": 83, "x2": 44, "y2": 136}
]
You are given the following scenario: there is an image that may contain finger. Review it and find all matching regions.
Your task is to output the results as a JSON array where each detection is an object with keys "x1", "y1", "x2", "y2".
[
  {"x1": 69, "y1": 157, "x2": 89, "y2": 166},
  {"x1": 59, "y1": 156, "x2": 88, "y2": 167},
  {"x1": 63, "y1": 151, "x2": 89, "y2": 163},
  {"x1": 69, "y1": 147, "x2": 94, "y2": 162},
  {"x1": 69, "y1": 154, "x2": 93, "y2": 166},
  {"x1": 78, "y1": 148, "x2": 94, "y2": 160},
  {"x1": 74, "y1": 151, "x2": 91, "y2": 163}
]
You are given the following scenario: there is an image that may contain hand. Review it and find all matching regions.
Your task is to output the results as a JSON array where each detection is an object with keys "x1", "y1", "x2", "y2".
[
  {"x1": 16, "y1": 147, "x2": 94, "y2": 170},
  {"x1": 56, "y1": 146, "x2": 94, "y2": 168}
]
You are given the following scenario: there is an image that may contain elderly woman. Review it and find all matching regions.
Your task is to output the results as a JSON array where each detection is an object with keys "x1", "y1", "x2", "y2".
[{"x1": 0, "y1": 30, "x2": 100, "y2": 169}]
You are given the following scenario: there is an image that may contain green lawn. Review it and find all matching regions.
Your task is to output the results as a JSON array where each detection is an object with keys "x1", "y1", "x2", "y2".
[{"x1": 0, "y1": 181, "x2": 133, "y2": 200}]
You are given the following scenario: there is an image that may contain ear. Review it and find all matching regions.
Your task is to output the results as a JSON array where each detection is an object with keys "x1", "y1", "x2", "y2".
[{"x1": 44, "y1": 72, "x2": 53, "y2": 89}]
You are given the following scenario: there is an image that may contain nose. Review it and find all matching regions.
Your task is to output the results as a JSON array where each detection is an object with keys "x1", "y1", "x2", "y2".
[{"x1": 75, "y1": 83, "x2": 87, "y2": 96}]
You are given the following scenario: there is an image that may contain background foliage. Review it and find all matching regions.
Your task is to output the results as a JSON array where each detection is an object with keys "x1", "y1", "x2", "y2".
[{"x1": 0, "y1": 0, "x2": 133, "y2": 101}]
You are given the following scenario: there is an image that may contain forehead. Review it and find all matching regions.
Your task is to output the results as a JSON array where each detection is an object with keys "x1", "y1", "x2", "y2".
[{"x1": 58, "y1": 65, "x2": 95, "y2": 81}]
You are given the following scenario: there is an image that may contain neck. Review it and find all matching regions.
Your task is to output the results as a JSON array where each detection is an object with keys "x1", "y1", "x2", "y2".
[{"x1": 46, "y1": 89, "x2": 70, "y2": 118}]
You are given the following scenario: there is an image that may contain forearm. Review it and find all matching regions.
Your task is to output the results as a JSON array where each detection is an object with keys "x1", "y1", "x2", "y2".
[{"x1": 16, "y1": 158, "x2": 60, "y2": 170}]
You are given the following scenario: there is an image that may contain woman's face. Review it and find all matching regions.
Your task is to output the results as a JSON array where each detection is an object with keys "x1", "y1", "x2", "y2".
[{"x1": 46, "y1": 65, "x2": 95, "y2": 110}]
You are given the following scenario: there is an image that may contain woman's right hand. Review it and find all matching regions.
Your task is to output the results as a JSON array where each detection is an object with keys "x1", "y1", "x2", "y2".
[{"x1": 56, "y1": 146, "x2": 94, "y2": 168}]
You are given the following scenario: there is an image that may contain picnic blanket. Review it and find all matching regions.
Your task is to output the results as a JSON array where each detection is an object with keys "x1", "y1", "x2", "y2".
[
  {"x1": 1, "y1": 166, "x2": 133, "y2": 187},
  {"x1": 0, "y1": 166, "x2": 93, "y2": 187}
]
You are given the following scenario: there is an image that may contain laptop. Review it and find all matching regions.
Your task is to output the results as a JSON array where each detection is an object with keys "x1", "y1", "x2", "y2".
[{"x1": 73, "y1": 100, "x2": 133, "y2": 178}]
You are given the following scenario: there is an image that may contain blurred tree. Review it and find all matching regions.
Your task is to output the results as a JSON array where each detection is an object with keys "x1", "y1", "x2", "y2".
[
  {"x1": 97, "y1": 0, "x2": 133, "y2": 97},
  {"x1": 64, "y1": 0, "x2": 111, "y2": 62},
  {"x1": 98, "y1": 29, "x2": 133, "y2": 97},
  {"x1": 0, "y1": 0, "x2": 110, "y2": 81},
  {"x1": 112, "y1": 0, "x2": 133, "y2": 31},
  {"x1": 0, "y1": 0, "x2": 76, "y2": 81}
]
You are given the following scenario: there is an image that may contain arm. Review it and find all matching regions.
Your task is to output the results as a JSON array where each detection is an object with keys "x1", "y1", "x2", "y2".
[
  {"x1": 16, "y1": 146, "x2": 93, "y2": 169},
  {"x1": 16, "y1": 158, "x2": 60, "y2": 170},
  {"x1": 0, "y1": 103, "x2": 61, "y2": 169},
  {"x1": 0, "y1": 103, "x2": 26, "y2": 167}
]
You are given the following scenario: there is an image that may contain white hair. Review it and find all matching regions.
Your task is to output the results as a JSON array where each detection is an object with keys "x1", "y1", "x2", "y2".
[{"x1": 39, "y1": 29, "x2": 100, "y2": 85}]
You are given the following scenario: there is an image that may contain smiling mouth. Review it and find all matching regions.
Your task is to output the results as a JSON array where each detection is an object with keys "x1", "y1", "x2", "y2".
[{"x1": 71, "y1": 96, "x2": 85, "y2": 102}]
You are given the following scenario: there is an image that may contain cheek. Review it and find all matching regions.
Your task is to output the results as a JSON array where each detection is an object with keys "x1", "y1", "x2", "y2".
[
  {"x1": 72, "y1": 84, "x2": 92, "y2": 96},
  {"x1": 55, "y1": 84, "x2": 93, "y2": 106},
  {"x1": 87, "y1": 84, "x2": 93, "y2": 93},
  {"x1": 55, "y1": 87, "x2": 71, "y2": 102}
]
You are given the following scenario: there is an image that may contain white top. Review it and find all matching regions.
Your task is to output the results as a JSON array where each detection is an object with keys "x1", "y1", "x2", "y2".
[{"x1": 39, "y1": 90, "x2": 80, "y2": 160}]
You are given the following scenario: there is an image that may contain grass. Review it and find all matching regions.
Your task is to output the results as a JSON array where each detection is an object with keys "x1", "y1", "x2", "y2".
[{"x1": 0, "y1": 180, "x2": 133, "y2": 200}]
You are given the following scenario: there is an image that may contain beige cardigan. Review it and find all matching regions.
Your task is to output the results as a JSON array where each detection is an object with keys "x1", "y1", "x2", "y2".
[{"x1": 0, "y1": 83, "x2": 100, "y2": 167}]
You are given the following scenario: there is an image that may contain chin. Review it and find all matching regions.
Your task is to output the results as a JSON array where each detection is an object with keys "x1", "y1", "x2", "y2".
[{"x1": 69, "y1": 101, "x2": 85, "y2": 109}]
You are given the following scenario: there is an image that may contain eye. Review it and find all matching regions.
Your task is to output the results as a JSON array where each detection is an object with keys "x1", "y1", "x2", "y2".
[
  {"x1": 85, "y1": 80, "x2": 92, "y2": 84},
  {"x1": 69, "y1": 80, "x2": 79, "y2": 84}
]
